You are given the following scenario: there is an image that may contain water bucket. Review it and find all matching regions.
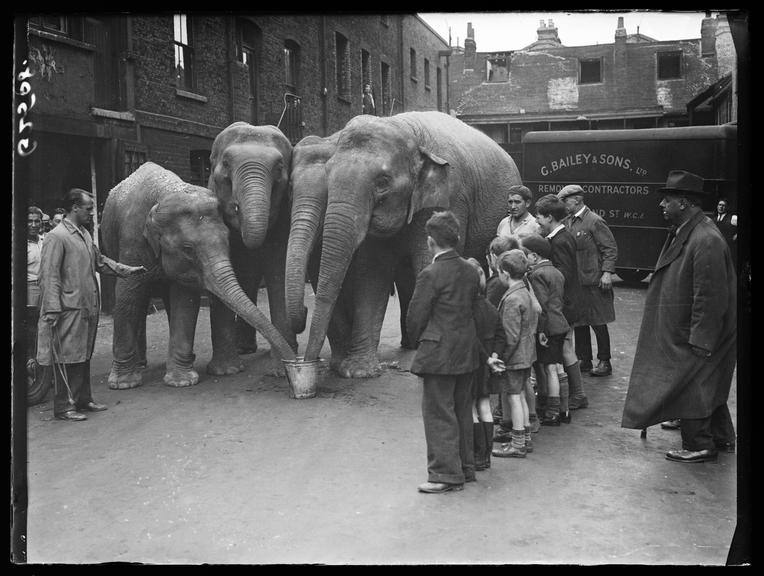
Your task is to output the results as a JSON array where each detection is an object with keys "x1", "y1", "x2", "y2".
[{"x1": 282, "y1": 356, "x2": 321, "y2": 399}]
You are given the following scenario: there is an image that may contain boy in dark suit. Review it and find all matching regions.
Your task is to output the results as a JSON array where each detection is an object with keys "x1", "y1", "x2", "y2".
[{"x1": 407, "y1": 211, "x2": 481, "y2": 494}]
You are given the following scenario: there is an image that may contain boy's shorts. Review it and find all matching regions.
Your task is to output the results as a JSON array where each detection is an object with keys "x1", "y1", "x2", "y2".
[
  {"x1": 502, "y1": 367, "x2": 531, "y2": 395},
  {"x1": 536, "y1": 333, "x2": 565, "y2": 365}
]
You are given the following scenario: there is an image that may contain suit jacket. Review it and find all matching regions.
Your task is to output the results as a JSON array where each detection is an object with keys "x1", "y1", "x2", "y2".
[
  {"x1": 714, "y1": 212, "x2": 737, "y2": 246},
  {"x1": 548, "y1": 226, "x2": 583, "y2": 325},
  {"x1": 621, "y1": 211, "x2": 736, "y2": 429},
  {"x1": 526, "y1": 260, "x2": 569, "y2": 337},
  {"x1": 564, "y1": 206, "x2": 618, "y2": 286},
  {"x1": 407, "y1": 250, "x2": 481, "y2": 376}
]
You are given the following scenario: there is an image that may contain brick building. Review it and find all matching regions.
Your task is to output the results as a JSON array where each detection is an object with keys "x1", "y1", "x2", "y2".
[
  {"x1": 22, "y1": 13, "x2": 450, "y2": 218},
  {"x1": 447, "y1": 13, "x2": 736, "y2": 169}
]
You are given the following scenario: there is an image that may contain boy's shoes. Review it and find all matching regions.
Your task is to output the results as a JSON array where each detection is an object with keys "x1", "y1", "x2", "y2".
[
  {"x1": 560, "y1": 410, "x2": 571, "y2": 424},
  {"x1": 493, "y1": 427, "x2": 512, "y2": 443},
  {"x1": 569, "y1": 396, "x2": 589, "y2": 410},
  {"x1": 541, "y1": 413, "x2": 561, "y2": 426},
  {"x1": 590, "y1": 360, "x2": 612, "y2": 377},
  {"x1": 492, "y1": 443, "x2": 527, "y2": 458},
  {"x1": 529, "y1": 417, "x2": 541, "y2": 434},
  {"x1": 418, "y1": 481, "x2": 464, "y2": 493}
]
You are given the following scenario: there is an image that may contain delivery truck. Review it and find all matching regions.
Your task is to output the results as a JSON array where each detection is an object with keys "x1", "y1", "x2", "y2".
[{"x1": 522, "y1": 124, "x2": 737, "y2": 282}]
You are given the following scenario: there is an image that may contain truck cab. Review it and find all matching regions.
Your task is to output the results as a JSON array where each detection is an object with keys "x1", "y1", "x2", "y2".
[{"x1": 522, "y1": 124, "x2": 737, "y2": 282}]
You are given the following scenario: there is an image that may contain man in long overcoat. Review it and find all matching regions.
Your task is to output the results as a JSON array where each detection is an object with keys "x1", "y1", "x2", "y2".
[
  {"x1": 621, "y1": 171, "x2": 736, "y2": 463},
  {"x1": 557, "y1": 185, "x2": 618, "y2": 377},
  {"x1": 37, "y1": 188, "x2": 145, "y2": 421}
]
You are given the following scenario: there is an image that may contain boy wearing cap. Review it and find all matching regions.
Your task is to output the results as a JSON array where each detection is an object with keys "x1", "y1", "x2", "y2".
[
  {"x1": 520, "y1": 234, "x2": 570, "y2": 426},
  {"x1": 622, "y1": 170, "x2": 736, "y2": 463},
  {"x1": 491, "y1": 249, "x2": 539, "y2": 458},
  {"x1": 557, "y1": 184, "x2": 618, "y2": 377}
]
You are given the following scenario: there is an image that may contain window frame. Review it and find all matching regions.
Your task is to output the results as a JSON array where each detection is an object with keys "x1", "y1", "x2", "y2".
[
  {"x1": 409, "y1": 47, "x2": 417, "y2": 81},
  {"x1": 657, "y1": 51, "x2": 682, "y2": 80},
  {"x1": 173, "y1": 14, "x2": 195, "y2": 92},
  {"x1": 578, "y1": 57, "x2": 602, "y2": 85},
  {"x1": 335, "y1": 31, "x2": 350, "y2": 100},
  {"x1": 284, "y1": 39, "x2": 300, "y2": 91}
]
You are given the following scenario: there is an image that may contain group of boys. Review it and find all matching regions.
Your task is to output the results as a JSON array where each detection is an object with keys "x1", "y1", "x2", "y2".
[{"x1": 407, "y1": 183, "x2": 618, "y2": 493}]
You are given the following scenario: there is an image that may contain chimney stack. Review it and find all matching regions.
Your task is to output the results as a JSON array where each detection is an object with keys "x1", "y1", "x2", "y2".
[
  {"x1": 536, "y1": 18, "x2": 560, "y2": 45},
  {"x1": 615, "y1": 16, "x2": 627, "y2": 41},
  {"x1": 701, "y1": 11, "x2": 717, "y2": 57},
  {"x1": 464, "y1": 22, "x2": 476, "y2": 62}
]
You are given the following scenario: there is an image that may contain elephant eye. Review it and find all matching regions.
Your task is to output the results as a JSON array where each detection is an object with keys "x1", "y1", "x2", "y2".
[{"x1": 375, "y1": 175, "x2": 391, "y2": 189}]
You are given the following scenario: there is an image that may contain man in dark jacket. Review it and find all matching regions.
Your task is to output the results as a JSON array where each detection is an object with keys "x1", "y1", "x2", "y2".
[
  {"x1": 407, "y1": 211, "x2": 481, "y2": 493},
  {"x1": 558, "y1": 185, "x2": 618, "y2": 377},
  {"x1": 622, "y1": 171, "x2": 736, "y2": 462}
]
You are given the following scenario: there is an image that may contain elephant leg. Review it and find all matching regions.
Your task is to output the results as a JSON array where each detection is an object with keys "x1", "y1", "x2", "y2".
[
  {"x1": 337, "y1": 243, "x2": 395, "y2": 378},
  {"x1": 164, "y1": 283, "x2": 201, "y2": 387},
  {"x1": 207, "y1": 293, "x2": 246, "y2": 376},
  {"x1": 108, "y1": 275, "x2": 151, "y2": 390},
  {"x1": 394, "y1": 256, "x2": 416, "y2": 349},
  {"x1": 327, "y1": 283, "x2": 353, "y2": 373},
  {"x1": 233, "y1": 253, "x2": 260, "y2": 355}
]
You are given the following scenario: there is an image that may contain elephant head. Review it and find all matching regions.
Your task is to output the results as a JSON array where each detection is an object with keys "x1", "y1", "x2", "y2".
[
  {"x1": 303, "y1": 115, "x2": 451, "y2": 361},
  {"x1": 143, "y1": 187, "x2": 295, "y2": 360},
  {"x1": 285, "y1": 132, "x2": 339, "y2": 334},
  {"x1": 208, "y1": 122, "x2": 292, "y2": 250}
]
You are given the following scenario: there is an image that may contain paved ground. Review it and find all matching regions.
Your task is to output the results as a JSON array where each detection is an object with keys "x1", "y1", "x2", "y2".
[{"x1": 23, "y1": 279, "x2": 738, "y2": 565}]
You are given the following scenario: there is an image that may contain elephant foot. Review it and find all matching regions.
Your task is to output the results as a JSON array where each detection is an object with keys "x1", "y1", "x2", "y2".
[
  {"x1": 265, "y1": 358, "x2": 287, "y2": 378},
  {"x1": 207, "y1": 354, "x2": 246, "y2": 376},
  {"x1": 108, "y1": 368, "x2": 143, "y2": 390},
  {"x1": 163, "y1": 368, "x2": 199, "y2": 388},
  {"x1": 237, "y1": 343, "x2": 258, "y2": 355},
  {"x1": 336, "y1": 354, "x2": 382, "y2": 379},
  {"x1": 399, "y1": 336, "x2": 415, "y2": 350}
]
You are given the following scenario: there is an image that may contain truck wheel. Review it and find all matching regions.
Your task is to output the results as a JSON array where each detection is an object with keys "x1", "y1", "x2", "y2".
[
  {"x1": 27, "y1": 359, "x2": 51, "y2": 406},
  {"x1": 616, "y1": 269, "x2": 649, "y2": 284}
]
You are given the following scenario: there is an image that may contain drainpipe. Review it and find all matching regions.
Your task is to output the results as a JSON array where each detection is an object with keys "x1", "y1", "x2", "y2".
[
  {"x1": 398, "y1": 15, "x2": 405, "y2": 112},
  {"x1": 320, "y1": 15, "x2": 327, "y2": 135},
  {"x1": 226, "y1": 16, "x2": 235, "y2": 124}
]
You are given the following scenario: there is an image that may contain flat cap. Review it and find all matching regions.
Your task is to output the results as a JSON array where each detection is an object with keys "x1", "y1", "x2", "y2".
[{"x1": 557, "y1": 184, "x2": 585, "y2": 200}]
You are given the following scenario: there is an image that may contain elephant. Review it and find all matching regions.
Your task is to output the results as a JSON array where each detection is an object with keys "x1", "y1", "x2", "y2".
[
  {"x1": 205, "y1": 122, "x2": 297, "y2": 376},
  {"x1": 285, "y1": 131, "x2": 414, "y2": 376},
  {"x1": 300, "y1": 111, "x2": 523, "y2": 377},
  {"x1": 101, "y1": 162, "x2": 295, "y2": 389}
]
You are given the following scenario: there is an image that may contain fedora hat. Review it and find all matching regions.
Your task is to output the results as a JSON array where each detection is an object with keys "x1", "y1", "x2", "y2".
[
  {"x1": 657, "y1": 170, "x2": 707, "y2": 197},
  {"x1": 557, "y1": 184, "x2": 585, "y2": 200}
]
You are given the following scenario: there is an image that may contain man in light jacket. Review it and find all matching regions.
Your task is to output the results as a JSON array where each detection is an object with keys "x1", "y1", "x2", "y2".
[{"x1": 37, "y1": 188, "x2": 145, "y2": 421}]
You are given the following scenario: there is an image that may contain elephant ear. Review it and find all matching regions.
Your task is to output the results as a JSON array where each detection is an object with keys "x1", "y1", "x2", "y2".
[
  {"x1": 143, "y1": 203, "x2": 162, "y2": 258},
  {"x1": 408, "y1": 147, "x2": 451, "y2": 224}
]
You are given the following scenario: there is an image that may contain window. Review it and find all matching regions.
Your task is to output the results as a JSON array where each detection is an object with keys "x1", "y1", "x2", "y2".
[
  {"x1": 123, "y1": 146, "x2": 147, "y2": 179},
  {"x1": 173, "y1": 14, "x2": 195, "y2": 91},
  {"x1": 284, "y1": 40, "x2": 299, "y2": 90},
  {"x1": 486, "y1": 53, "x2": 509, "y2": 83},
  {"x1": 361, "y1": 49, "x2": 371, "y2": 86},
  {"x1": 657, "y1": 52, "x2": 681, "y2": 80},
  {"x1": 381, "y1": 61, "x2": 391, "y2": 115},
  {"x1": 579, "y1": 58, "x2": 601, "y2": 84},
  {"x1": 335, "y1": 32, "x2": 350, "y2": 99},
  {"x1": 29, "y1": 15, "x2": 85, "y2": 40},
  {"x1": 190, "y1": 150, "x2": 211, "y2": 186},
  {"x1": 424, "y1": 58, "x2": 430, "y2": 89},
  {"x1": 236, "y1": 19, "x2": 260, "y2": 66},
  {"x1": 409, "y1": 48, "x2": 417, "y2": 79}
]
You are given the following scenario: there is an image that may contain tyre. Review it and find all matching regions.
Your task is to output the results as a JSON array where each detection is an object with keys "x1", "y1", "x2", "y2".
[
  {"x1": 616, "y1": 269, "x2": 649, "y2": 284},
  {"x1": 27, "y1": 358, "x2": 51, "y2": 406}
]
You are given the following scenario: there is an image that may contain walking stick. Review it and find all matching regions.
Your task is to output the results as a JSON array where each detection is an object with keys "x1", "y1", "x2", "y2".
[{"x1": 50, "y1": 323, "x2": 75, "y2": 407}]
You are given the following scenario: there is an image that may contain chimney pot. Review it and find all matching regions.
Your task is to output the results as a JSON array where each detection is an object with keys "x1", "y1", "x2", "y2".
[
  {"x1": 539, "y1": 20, "x2": 545, "y2": 28},
  {"x1": 548, "y1": 19, "x2": 554, "y2": 27},
  {"x1": 617, "y1": 16, "x2": 624, "y2": 28}
]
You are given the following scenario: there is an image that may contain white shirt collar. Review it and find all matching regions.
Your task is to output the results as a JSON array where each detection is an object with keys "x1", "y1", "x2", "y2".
[
  {"x1": 574, "y1": 206, "x2": 587, "y2": 219},
  {"x1": 547, "y1": 223, "x2": 565, "y2": 239},
  {"x1": 432, "y1": 248, "x2": 454, "y2": 263}
]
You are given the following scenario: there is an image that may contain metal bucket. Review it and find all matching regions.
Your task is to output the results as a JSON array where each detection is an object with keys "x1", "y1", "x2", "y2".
[{"x1": 282, "y1": 356, "x2": 320, "y2": 399}]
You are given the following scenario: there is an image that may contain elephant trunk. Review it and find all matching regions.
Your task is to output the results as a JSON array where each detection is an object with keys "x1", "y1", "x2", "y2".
[
  {"x1": 286, "y1": 191, "x2": 327, "y2": 334},
  {"x1": 234, "y1": 160, "x2": 274, "y2": 250},
  {"x1": 203, "y1": 258, "x2": 296, "y2": 361},
  {"x1": 304, "y1": 208, "x2": 362, "y2": 361}
]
